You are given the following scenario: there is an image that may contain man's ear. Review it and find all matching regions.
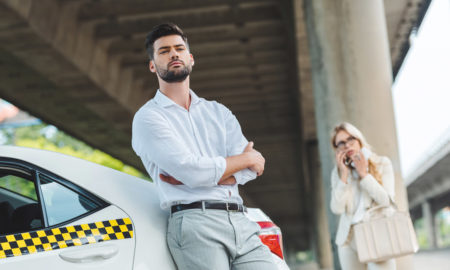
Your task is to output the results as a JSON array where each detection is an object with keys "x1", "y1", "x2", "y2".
[
  {"x1": 190, "y1": 54, "x2": 194, "y2": 66},
  {"x1": 148, "y1": 60, "x2": 156, "y2": 73}
]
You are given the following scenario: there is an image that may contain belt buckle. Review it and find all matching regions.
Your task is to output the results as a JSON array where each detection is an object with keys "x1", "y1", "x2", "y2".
[{"x1": 226, "y1": 203, "x2": 238, "y2": 212}]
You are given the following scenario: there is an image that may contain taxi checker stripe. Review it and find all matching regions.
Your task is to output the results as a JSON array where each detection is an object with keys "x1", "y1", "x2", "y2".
[{"x1": 0, "y1": 218, "x2": 133, "y2": 259}]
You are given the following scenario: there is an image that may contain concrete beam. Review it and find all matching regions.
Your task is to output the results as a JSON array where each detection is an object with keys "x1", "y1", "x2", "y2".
[
  {"x1": 108, "y1": 20, "x2": 284, "y2": 55},
  {"x1": 78, "y1": 0, "x2": 278, "y2": 21},
  {"x1": 93, "y1": 3, "x2": 281, "y2": 38},
  {"x1": 0, "y1": 47, "x2": 141, "y2": 169},
  {"x1": 409, "y1": 177, "x2": 450, "y2": 209},
  {"x1": 126, "y1": 36, "x2": 286, "y2": 74},
  {"x1": 387, "y1": 0, "x2": 431, "y2": 75},
  {"x1": 1, "y1": 0, "x2": 153, "y2": 116},
  {"x1": 193, "y1": 75, "x2": 286, "y2": 91}
]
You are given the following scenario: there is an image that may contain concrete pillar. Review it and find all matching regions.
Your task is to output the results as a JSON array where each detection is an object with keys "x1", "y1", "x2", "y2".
[
  {"x1": 292, "y1": 0, "x2": 334, "y2": 267},
  {"x1": 292, "y1": 0, "x2": 335, "y2": 267},
  {"x1": 422, "y1": 201, "x2": 438, "y2": 249},
  {"x1": 303, "y1": 0, "x2": 413, "y2": 269},
  {"x1": 310, "y1": 143, "x2": 334, "y2": 270}
]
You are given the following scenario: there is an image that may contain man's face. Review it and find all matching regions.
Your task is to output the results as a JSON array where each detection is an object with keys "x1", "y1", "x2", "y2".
[{"x1": 149, "y1": 35, "x2": 194, "y2": 83}]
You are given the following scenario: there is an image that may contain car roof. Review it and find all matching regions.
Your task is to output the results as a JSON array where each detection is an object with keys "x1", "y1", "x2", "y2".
[{"x1": 0, "y1": 145, "x2": 158, "y2": 208}]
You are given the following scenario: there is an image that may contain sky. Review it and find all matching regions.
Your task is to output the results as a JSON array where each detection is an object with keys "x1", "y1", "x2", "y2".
[{"x1": 392, "y1": 0, "x2": 450, "y2": 179}]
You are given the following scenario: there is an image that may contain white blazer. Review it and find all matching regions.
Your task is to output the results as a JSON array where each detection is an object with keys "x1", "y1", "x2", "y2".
[{"x1": 330, "y1": 154, "x2": 395, "y2": 246}]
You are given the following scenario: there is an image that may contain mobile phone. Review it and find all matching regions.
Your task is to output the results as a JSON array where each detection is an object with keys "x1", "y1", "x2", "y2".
[{"x1": 344, "y1": 156, "x2": 351, "y2": 166}]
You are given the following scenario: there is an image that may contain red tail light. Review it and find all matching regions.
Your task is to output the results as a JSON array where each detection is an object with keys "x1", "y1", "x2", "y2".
[{"x1": 257, "y1": 221, "x2": 284, "y2": 259}]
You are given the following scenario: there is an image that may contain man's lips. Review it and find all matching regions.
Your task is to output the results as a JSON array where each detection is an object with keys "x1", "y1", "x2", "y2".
[
  {"x1": 169, "y1": 61, "x2": 183, "y2": 67},
  {"x1": 346, "y1": 150, "x2": 354, "y2": 156}
]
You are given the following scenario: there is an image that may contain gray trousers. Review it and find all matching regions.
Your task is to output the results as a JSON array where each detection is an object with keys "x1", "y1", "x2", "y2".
[{"x1": 167, "y1": 208, "x2": 277, "y2": 270}]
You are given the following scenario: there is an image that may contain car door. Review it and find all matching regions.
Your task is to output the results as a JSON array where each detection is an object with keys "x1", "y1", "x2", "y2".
[{"x1": 0, "y1": 160, "x2": 135, "y2": 270}]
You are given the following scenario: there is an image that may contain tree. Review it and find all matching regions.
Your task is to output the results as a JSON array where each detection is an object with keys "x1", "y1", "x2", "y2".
[{"x1": 0, "y1": 124, "x2": 149, "y2": 180}]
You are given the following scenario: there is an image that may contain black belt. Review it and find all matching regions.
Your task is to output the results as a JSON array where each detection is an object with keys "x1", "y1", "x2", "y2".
[{"x1": 171, "y1": 201, "x2": 246, "y2": 214}]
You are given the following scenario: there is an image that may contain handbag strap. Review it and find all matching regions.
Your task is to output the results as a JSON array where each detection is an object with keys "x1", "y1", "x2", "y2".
[{"x1": 365, "y1": 195, "x2": 398, "y2": 216}]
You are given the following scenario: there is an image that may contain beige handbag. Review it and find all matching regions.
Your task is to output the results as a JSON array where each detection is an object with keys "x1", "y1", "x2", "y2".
[{"x1": 353, "y1": 200, "x2": 419, "y2": 263}]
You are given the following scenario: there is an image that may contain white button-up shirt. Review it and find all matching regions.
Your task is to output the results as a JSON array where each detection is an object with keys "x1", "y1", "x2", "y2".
[{"x1": 132, "y1": 90, "x2": 256, "y2": 209}]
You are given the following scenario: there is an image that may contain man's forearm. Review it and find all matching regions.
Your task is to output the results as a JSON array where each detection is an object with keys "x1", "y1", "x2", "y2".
[
  {"x1": 158, "y1": 141, "x2": 263, "y2": 187},
  {"x1": 220, "y1": 153, "x2": 252, "y2": 181},
  {"x1": 160, "y1": 151, "x2": 261, "y2": 186},
  {"x1": 160, "y1": 154, "x2": 248, "y2": 186}
]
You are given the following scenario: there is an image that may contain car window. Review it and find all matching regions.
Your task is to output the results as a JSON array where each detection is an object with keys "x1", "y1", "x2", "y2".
[
  {"x1": 39, "y1": 174, "x2": 100, "y2": 226},
  {"x1": 0, "y1": 173, "x2": 37, "y2": 201},
  {"x1": 0, "y1": 168, "x2": 42, "y2": 235}
]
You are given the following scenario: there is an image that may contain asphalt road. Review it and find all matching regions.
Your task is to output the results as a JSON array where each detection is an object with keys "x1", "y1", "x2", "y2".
[
  {"x1": 289, "y1": 248, "x2": 450, "y2": 270},
  {"x1": 413, "y1": 248, "x2": 450, "y2": 270}
]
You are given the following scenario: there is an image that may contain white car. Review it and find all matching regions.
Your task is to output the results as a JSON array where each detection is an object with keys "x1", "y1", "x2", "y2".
[{"x1": 0, "y1": 146, "x2": 289, "y2": 269}]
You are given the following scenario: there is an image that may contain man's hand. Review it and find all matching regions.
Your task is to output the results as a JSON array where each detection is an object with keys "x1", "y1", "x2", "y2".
[
  {"x1": 160, "y1": 174, "x2": 183, "y2": 185},
  {"x1": 244, "y1": 141, "x2": 265, "y2": 176}
]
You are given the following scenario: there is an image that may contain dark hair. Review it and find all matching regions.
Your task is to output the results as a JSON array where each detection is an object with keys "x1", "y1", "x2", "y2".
[{"x1": 145, "y1": 23, "x2": 189, "y2": 60}]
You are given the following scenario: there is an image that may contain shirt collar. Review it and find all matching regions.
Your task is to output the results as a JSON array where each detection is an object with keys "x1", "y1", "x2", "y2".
[
  {"x1": 154, "y1": 89, "x2": 201, "y2": 108},
  {"x1": 189, "y1": 89, "x2": 201, "y2": 105}
]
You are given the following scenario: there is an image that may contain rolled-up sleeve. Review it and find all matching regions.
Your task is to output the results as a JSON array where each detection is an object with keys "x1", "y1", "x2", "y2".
[
  {"x1": 223, "y1": 106, "x2": 257, "y2": 185},
  {"x1": 233, "y1": 169, "x2": 256, "y2": 185},
  {"x1": 132, "y1": 110, "x2": 226, "y2": 188}
]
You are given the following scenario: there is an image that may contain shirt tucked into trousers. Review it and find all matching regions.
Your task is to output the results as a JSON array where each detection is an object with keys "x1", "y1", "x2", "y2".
[{"x1": 132, "y1": 90, "x2": 277, "y2": 269}]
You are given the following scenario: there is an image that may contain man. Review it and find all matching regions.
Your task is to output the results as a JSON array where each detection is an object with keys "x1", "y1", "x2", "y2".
[{"x1": 132, "y1": 23, "x2": 277, "y2": 270}]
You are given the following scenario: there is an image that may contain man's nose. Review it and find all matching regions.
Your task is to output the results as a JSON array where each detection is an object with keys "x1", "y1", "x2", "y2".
[{"x1": 169, "y1": 48, "x2": 179, "y2": 58}]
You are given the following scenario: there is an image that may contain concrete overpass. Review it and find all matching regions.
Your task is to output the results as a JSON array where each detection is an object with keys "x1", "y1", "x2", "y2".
[
  {"x1": 407, "y1": 128, "x2": 450, "y2": 249},
  {"x1": 0, "y1": 0, "x2": 431, "y2": 268}
]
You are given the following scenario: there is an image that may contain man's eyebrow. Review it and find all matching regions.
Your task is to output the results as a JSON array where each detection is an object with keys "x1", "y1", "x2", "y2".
[
  {"x1": 157, "y1": 44, "x2": 186, "y2": 51},
  {"x1": 157, "y1": 46, "x2": 170, "y2": 51}
]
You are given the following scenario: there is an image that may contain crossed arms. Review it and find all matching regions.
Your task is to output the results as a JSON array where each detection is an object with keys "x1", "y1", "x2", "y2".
[
  {"x1": 160, "y1": 141, "x2": 264, "y2": 185},
  {"x1": 132, "y1": 109, "x2": 264, "y2": 187}
]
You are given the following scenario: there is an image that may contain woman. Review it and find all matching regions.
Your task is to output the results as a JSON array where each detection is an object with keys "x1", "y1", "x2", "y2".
[{"x1": 330, "y1": 122, "x2": 396, "y2": 270}]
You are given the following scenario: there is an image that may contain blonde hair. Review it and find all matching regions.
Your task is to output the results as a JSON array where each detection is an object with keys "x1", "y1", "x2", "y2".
[{"x1": 331, "y1": 122, "x2": 382, "y2": 185}]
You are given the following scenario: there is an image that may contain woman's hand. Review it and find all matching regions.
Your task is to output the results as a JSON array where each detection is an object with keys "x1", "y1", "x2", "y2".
[
  {"x1": 335, "y1": 150, "x2": 349, "y2": 183},
  {"x1": 350, "y1": 151, "x2": 368, "y2": 179}
]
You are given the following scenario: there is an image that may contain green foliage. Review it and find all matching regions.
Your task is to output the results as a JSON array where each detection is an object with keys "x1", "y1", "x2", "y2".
[
  {"x1": 414, "y1": 208, "x2": 450, "y2": 249},
  {"x1": 0, "y1": 124, "x2": 149, "y2": 181},
  {"x1": 414, "y1": 218, "x2": 429, "y2": 248},
  {"x1": 437, "y1": 208, "x2": 450, "y2": 247},
  {"x1": 0, "y1": 175, "x2": 37, "y2": 201},
  {"x1": 295, "y1": 250, "x2": 314, "y2": 263}
]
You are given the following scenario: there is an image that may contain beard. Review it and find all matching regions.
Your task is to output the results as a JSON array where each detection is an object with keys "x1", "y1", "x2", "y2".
[{"x1": 155, "y1": 60, "x2": 192, "y2": 83}]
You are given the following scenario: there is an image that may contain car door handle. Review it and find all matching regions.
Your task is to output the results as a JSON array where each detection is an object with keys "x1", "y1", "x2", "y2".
[{"x1": 59, "y1": 244, "x2": 119, "y2": 263}]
